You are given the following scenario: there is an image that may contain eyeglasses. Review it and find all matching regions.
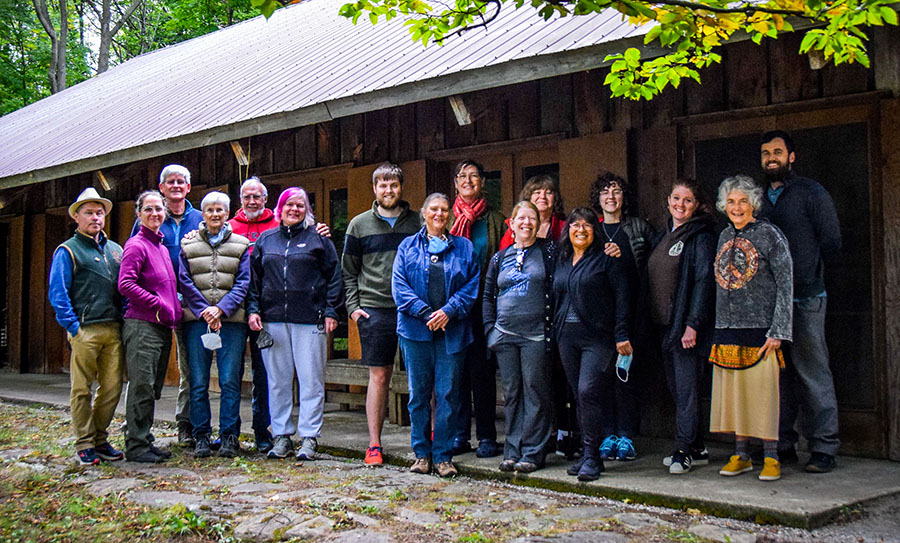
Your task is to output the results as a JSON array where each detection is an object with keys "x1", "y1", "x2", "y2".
[
  {"x1": 241, "y1": 194, "x2": 265, "y2": 201},
  {"x1": 141, "y1": 206, "x2": 165, "y2": 213},
  {"x1": 600, "y1": 189, "x2": 623, "y2": 197},
  {"x1": 569, "y1": 222, "x2": 591, "y2": 231},
  {"x1": 162, "y1": 178, "x2": 188, "y2": 186},
  {"x1": 456, "y1": 174, "x2": 481, "y2": 181}
]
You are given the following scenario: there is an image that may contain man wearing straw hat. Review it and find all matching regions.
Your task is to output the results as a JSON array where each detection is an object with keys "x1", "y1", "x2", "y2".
[{"x1": 49, "y1": 187, "x2": 126, "y2": 466}]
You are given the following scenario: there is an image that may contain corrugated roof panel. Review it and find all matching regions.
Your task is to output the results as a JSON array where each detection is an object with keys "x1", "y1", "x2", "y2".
[{"x1": 0, "y1": 0, "x2": 650, "y2": 182}]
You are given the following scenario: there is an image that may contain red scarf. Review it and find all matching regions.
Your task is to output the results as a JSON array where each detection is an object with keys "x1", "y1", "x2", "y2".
[{"x1": 450, "y1": 196, "x2": 487, "y2": 240}]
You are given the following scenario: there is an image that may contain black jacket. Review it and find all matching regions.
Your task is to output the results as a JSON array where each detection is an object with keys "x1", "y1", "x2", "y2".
[
  {"x1": 247, "y1": 223, "x2": 344, "y2": 324},
  {"x1": 483, "y1": 239, "x2": 556, "y2": 353},
  {"x1": 759, "y1": 171, "x2": 841, "y2": 299},
  {"x1": 553, "y1": 247, "x2": 631, "y2": 344},
  {"x1": 652, "y1": 215, "x2": 716, "y2": 352}
]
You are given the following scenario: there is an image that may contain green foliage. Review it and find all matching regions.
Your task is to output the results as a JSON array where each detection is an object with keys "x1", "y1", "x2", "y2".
[
  {"x1": 0, "y1": 0, "x2": 90, "y2": 115},
  {"x1": 329, "y1": 0, "x2": 899, "y2": 100}
]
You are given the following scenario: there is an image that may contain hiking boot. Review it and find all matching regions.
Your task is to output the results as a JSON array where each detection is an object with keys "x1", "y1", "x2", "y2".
[
  {"x1": 296, "y1": 437, "x2": 317, "y2": 460},
  {"x1": 598, "y1": 435, "x2": 619, "y2": 461},
  {"x1": 194, "y1": 436, "x2": 212, "y2": 458},
  {"x1": 668, "y1": 449, "x2": 692, "y2": 475},
  {"x1": 759, "y1": 458, "x2": 781, "y2": 481},
  {"x1": 177, "y1": 424, "x2": 195, "y2": 446},
  {"x1": 499, "y1": 459, "x2": 516, "y2": 472},
  {"x1": 805, "y1": 452, "x2": 836, "y2": 473},
  {"x1": 364, "y1": 445, "x2": 384, "y2": 465},
  {"x1": 719, "y1": 455, "x2": 754, "y2": 476},
  {"x1": 409, "y1": 457, "x2": 431, "y2": 474},
  {"x1": 577, "y1": 456, "x2": 604, "y2": 481},
  {"x1": 616, "y1": 436, "x2": 636, "y2": 461},
  {"x1": 475, "y1": 440, "x2": 501, "y2": 458},
  {"x1": 128, "y1": 450, "x2": 166, "y2": 463},
  {"x1": 514, "y1": 461, "x2": 541, "y2": 473},
  {"x1": 75, "y1": 448, "x2": 100, "y2": 466},
  {"x1": 149, "y1": 444, "x2": 172, "y2": 459},
  {"x1": 663, "y1": 447, "x2": 709, "y2": 467},
  {"x1": 435, "y1": 461, "x2": 458, "y2": 478},
  {"x1": 94, "y1": 443, "x2": 124, "y2": 462},
  {"x1": 219, "y1": 434, "x2": 240, "y2": 458},
  {"x1": 566, "y1": 456, "x2": 587, "y2": 476},
  {"x1": 267, "y1": 436, "x2": 293, "y2": 459}
]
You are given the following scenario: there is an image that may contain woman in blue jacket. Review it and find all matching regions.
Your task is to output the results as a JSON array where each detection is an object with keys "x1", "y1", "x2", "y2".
[
  {"x1": 392, "y1": 193, "x2": 481, "y2": 478},
  {"x1": 247, "y1": 187, "x2": 344, "y2": 462}
]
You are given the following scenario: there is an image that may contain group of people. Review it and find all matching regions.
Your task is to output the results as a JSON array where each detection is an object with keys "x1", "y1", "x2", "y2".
[{"x1": 50, "y1": 130, "x2": 841, "y2": 485}]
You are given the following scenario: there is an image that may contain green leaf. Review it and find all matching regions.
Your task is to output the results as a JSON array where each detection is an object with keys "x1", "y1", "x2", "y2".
[{"x1": 881, "y1": 6, "x2": 899, "y2": 25}]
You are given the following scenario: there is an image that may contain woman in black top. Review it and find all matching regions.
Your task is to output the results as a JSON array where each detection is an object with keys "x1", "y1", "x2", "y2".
[
  {"x1": 483, "y1": 201, "x2": 556, "y2": 473},
  {"x1": 553, "y1": 207, "x2": 633, "y2": 481}
]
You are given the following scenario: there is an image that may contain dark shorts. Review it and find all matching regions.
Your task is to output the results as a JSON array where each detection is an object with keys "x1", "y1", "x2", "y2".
[{"x1": 357, "y1": 307, "x2": 399, "y2": 367}]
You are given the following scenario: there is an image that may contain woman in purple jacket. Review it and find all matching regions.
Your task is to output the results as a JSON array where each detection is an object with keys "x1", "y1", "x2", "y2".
[{"x1": 118, "y1": 190, "x2": 183, "y2": 463}]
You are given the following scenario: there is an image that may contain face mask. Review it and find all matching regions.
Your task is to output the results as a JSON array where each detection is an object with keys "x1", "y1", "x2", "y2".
[
  {"x1": 201, "y1": 326, "x2": 222, "y2": 351},
  {"x1": 616, "y1": 353, "x2": 633, "y2": 383},
  {"x1": 256, "y1": 328, "x2": 274, "y2": 350},
  {"x1": 427, "y1": 236, "x2": 449, "y2": 255}
]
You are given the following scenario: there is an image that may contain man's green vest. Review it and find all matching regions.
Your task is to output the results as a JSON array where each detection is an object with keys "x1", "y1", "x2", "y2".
[
  {"x1": 58, "y1": 231, "x2": 123, "y2": 326},
  {"x1": 180, "y1": 223, "x2": 250, "y2": 323}
]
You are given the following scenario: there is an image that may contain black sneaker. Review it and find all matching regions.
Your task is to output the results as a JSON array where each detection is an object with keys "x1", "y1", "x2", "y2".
[
  {"x1": 476, "y1": 440, "x2": 501, "y2": 458},
  {"x1": 219, "y1": 434, "x2": 240, "y2": 458},
  {"x1": 805, "y1": 452, "x2": 836, "y2": 473},
  {"x1": 255, "y1": 431, "x2": 274, "y2": 454},
  {"x1": 448, "y1": 440, "x2": 473, "y2": 456},
  {"x1": 94, "y1": 443, "x2": 124, "y2": 462},
  {"x1": 128, "y1": 450, "x2": 166, "y2": 463},
  {"x1": 149, "y1": 444, "x2": 172, "y2": 459},
  {"x1": 778, "y1": 446, "x2": 799, "y2": 465},
  {"x1": 577, "y1": 457, "x2": 604, "y2": 481},
  {"x1": 194, "y1": 436, "x2": 212, "y2": 458},
  {"x1": 75, "y1": 448, "x2": 100, "y2": 466},
  {"x1": 567, "y1": 456, "x2": 587, "y2": 476},
  {"x1": 669, "y1": 449, "x2": 693, "y2": 474},
  {"x1": 177, "y1": 424, "x2": 195, "y2": 446}
]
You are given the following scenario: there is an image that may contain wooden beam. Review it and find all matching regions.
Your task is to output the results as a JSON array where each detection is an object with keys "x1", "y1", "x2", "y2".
[
  {"x1": 426, "y1": 133, "x2": 565, "y2": 162},
  {"x1": 882, "y1": 97, "x2": 900, "y2": 461},
  {"x1": 6, "y1": 216, "x2": 24, "y2": 372}
]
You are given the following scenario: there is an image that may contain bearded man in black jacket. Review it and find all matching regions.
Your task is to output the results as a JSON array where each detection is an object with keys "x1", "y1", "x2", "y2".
[{"x1": 758, "y1": 130, "x2": 842, "y2": 474}]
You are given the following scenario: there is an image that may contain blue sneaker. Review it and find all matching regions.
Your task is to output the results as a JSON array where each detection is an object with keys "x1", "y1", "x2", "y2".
[
  {"x1": 616, "y1": 436, "x2": 636, "y2": 461},
  {"x1": 598, "y1": 435, "x2": 618, "y2": 461}
]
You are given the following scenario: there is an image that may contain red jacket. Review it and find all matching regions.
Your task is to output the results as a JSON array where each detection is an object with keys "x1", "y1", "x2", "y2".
[
  {"x1": 229, "y1": 208, "x2": 278, "y2": 254},
  {"x1": 498, "y1": 214, "x2": 567, "y2": 250}
]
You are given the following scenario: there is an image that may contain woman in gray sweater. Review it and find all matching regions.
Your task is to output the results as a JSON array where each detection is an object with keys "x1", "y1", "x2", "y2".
[{"x1": 709, "y1": 175, "x2": 793, "y2": 483}]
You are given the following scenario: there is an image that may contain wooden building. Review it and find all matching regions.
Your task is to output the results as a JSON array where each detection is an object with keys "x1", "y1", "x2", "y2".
[{"x1": 1, "y1": 1, "x2": 898, "y2": 459}]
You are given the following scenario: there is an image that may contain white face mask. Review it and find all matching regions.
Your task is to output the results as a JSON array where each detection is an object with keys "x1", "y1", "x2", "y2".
[{"x1": 201, "y1": 326, "x2": 222, "y2": 351}]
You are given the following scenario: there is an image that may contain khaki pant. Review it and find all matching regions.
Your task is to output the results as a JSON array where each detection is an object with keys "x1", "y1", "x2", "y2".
[{"x1": 68, "y1": 322, "x2": 124, "y2": 452}]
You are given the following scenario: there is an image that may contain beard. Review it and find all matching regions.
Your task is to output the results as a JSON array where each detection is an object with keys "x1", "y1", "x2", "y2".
[
  {"x1": 244, "y1": 207, "x2": 265, "y2": 220},
  {"x1": 763, "y1": 161, "x2": 791, "y2": 183},
  {"x1": 377, "y1": 197, "x2": 399, "y2": 210}
]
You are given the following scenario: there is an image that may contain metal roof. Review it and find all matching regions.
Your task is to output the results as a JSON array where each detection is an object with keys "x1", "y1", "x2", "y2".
[{"x1": 0, "y1": 0, "x2": 647, "y2": 188}]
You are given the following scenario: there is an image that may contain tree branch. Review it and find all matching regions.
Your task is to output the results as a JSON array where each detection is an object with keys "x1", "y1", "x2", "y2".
[
  {"x1": 31, "y1": 0, "x2": 57, "y2": 40},
  {"x1": 657, "y1": 0, "x2": 806, "y2": 16},
  {"x1": 111, "y1": 0, "x2": 144, "y2": 36}
]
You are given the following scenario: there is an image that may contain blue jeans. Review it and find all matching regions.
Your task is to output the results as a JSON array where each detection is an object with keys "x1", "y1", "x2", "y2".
[
  {"x1": 186, "y1": 321, "x2": 248, "y2": 438},
  {"x1": 401, "y1": 335, "x2": 465, "y2": 463},
  {"x1": 248, "y1": 330, "x2": 272, "y2": 442}
]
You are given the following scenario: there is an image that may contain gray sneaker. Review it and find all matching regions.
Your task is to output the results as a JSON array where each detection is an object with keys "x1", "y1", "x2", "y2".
[
  {"x1": 296, "y1": 437, "x2": 318, "y2": 460},
  {"x1": 267, "y1": 435, "x2": 293, "y2": 459}
]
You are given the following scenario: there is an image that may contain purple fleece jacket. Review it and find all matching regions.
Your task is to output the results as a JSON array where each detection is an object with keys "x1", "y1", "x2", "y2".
[{"x1": 118, "y1": 225, "x2": 183, "y2": 328}]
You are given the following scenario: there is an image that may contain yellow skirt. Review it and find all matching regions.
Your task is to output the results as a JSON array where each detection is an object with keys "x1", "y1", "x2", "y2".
[{"x1": 710, "y1": 350, "x2": 780, "y2": 441}]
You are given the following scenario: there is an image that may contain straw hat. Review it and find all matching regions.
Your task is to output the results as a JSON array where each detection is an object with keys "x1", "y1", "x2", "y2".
[{"x1": 68, "y1": 187, "x2": 113, "y2": 219}]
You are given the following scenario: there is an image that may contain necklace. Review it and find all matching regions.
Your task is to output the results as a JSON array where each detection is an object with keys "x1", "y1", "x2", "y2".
[{"x1": 603, "y1": 221, "x2": 623, "y2": 243}]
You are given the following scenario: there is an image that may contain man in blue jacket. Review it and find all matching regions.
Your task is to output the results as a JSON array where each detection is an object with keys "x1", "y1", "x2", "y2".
[
  {"x1": 130, "y1": 164, "x2": 203, "y2": 445},
  {"x1": 49, "y1": 188, "x2": 125, "y2": 466},
  {"x1": 758, "y1": 130, "x2": 842, "y2": 473}
]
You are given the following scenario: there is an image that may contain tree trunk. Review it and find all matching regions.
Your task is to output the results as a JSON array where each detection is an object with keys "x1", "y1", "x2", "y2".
[
  {"x1": 31, "y1": 0, "x2": 66, "y2": 93},
  {"x1": 97, "y1": 0, "x2": 143, "y2": 74}
]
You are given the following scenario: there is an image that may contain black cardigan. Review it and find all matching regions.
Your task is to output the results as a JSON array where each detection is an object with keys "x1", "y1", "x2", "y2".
[
  {"x1": 552, "y1": 246, "x2": 631, "y2": 344},
  {"x1": 482, "y1": 239, "x2": 556, "y2": 353}
]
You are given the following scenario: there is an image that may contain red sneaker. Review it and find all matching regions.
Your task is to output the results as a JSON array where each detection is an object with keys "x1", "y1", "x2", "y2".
[{"x1": 364, "y1": 445, "x2": 383, "y2": 465}]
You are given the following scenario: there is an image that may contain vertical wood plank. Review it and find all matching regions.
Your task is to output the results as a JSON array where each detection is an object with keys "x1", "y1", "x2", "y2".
[
  {"x1": 271, "y1": 129, "x2": 296, "y2": 174},
  {"x1": 632, "y1": 126, "x2": 678, "y2": 231},
  {"x1": 389, "y1": 104, "x2": 417, "y2": 163},
  {"x1": 725, "y1": 39, "x2": 769, "y2": 110},
  {"x1": 416, "y1": 99, "x2": 445, "y2": 156},
  {"x1": 573, "y1": 69, "x2": 608, "y2": 136},
  {"x1": 641, "y1": 84, "x2": 683, "y2": 129},
  {"x1": 821, "y1": 61, "x2": 871, "y2": 97},
  {"x1": 873, "y1": 26, "x2": 900, "y2": 95},
  {"x1": 340, "y1": 114, "x2": 365, "y2": 165},
  {"x1": 364, "y1": 109, "x2": 391, "y2": 164},
  {"x1": 683, "y1": 60, "x2": 726, "y2": 115},
  {"x1": 316, "y1": 121, "x2": 340, "y2": 167},
  {"x1": 882, "y1": 98, "x2": 900, "y2": 461},
  {"x1": 294, "y1": 125, "x2": 317, "y2": 171},
  {"x1": 540, "y1": 74, "x2": 574, "y2": 135},
  {"x1": 444, "y1": 97, "x2": 476, "y2": 149},
  {"x1": 7, "y1": 216, "x2": 25, "y2": 372},
  {"x1": 200, "y1": 146, "x2": 217, "y2": 186},
  {"x1": 769, "y1": 33, "x2": 821, "y2": 104},
  {"x1": 27, "y1": 214, "x2": 47, "y2": 373},
  {"x1": 609, "y1": 95, "x2": 642, "y2": 132},
  {"x1": 44, "y1": 213, "x2": 68, "y2": 373},
  {"x1": 507, "y1": 81, "x2": 540, "y2": 140},
  {"x1": 558, "y1": 131, "x2": 627, "y2": 210},
  {"x1": 475, "y1": 89, "x2": 507, "y2": 144}
]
